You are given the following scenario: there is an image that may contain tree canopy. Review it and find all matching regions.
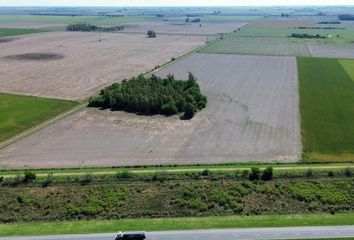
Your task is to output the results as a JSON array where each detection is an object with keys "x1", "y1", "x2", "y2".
[{"x1": 89, "y1": 73, "x2": 207, "y2": 119}]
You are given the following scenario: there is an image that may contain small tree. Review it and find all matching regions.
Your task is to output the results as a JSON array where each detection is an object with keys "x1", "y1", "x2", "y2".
[
  {"x1": 183, "y1": 102, "x2": 196, "y2": 119},
  {"x1": 344, "y1": 167, "x2": 353, "y2": 177},
  {"x1": 147, "y1": 30, "x2": 156, "y2": 38},
  {"x1": 23, "y1": 171, "x2": 36, "y2": 183},
  {"x1": 249, "y1": 167, "x2": 261, "y2": 181},
  {"x1": 261, "y1": 167, "x2": 273, "y2": 181}
]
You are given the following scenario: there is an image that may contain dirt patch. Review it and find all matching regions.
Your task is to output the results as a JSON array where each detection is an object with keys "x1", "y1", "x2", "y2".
[
  {"x1": 4, "y1": 52, "x2": 64, "y2": 61},
  {"x1": 0, "y1": 54, "x2": 301, "y2": 168},
  {"x1": 0, "y1": 38, "x2": 17, "y2": 43}
]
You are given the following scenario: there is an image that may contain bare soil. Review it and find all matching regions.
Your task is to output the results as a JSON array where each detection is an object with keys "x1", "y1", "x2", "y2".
[
  {"x1": 0, "y1": 31, "x2": 206, "y2": 100},
  {"x1": 308, "y1": 42, "x2": 354, "y2": 59},
  {"x1": 0, "y1": 54, "x2": 301, "y2": 168}
]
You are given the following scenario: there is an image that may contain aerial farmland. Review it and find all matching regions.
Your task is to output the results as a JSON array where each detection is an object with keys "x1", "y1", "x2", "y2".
[{"x1": 0, "y1": 5, "x2": 354, "y2": 238}]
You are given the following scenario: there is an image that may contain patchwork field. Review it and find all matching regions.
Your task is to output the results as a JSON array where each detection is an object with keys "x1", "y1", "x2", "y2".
[
  {"x1": 200, "y1": 36, "x2": 311, "y2": 56},
  {"x1": 122, "y1": 21, "x2": 246, "y2": 36},
  {"x1": 0, "y1": 54, "x2": 301, "y2": 168},
  {"x1": 0, "y1": 31, "x2": 206, "y2": 100},
  {"x1": 0, "y1": 92, "x2": 78, "y2": 143},
  {"x1": 298, "y1": 57, "x2": 354, "y2": 162}
]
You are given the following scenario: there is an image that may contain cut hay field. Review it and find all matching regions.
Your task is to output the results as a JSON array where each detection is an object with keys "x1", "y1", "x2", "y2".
[
  {"x1": 298, "y1": 57, "x2": 354, "y2": 162},
  {"x1": 0, "y1": 54, "x2": 301, "y2": 169},
  {"x1": 0, "y1": 31, "x2": 206, "y2": 100},
  {"x1": 308, "y1": 43, "x2": 354, "y2": 59},
  {"x1": 0, "y1": 28, "x2": 50, "y2": 37},
  {"x1": 0, "y1": 92, "x2": 78, "y2": 143},
  {"x1": 200, "y1": 36, "x2": 311, "y2": 56},
  {"x1": 340, "y1": 59, "x2": 354, "y2": 81}
]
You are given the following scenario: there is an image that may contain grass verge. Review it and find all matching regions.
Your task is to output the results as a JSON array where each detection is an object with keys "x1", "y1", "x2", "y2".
[
  {"x1": 298, "y1": 57, "x2": 354, "y2": 162},
  {"x1": 0, "y1": 28, "x2": 51, "y2": 37},
  {"x1": 0, "y1": 213, "x2": 353, "y2": 237},
  {"x1": 0, "y1": 92, "x2": 79, "y2": 142}
]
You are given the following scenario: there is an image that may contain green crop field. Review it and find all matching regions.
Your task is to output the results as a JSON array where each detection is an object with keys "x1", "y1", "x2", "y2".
[
  {"x1": 0, "y1": 93, "x2": 78, "y2": 142},
  {"x1": 0, "y1": 28, "x2": 51, "y2": 37},
  {"x1": 339, "y1": 59, "x2": 354, "y2": 82},
  {"x1": 200, "y1": 35, "x2": 311, "y2": 56},
  {"x1": 298, "y1": 58, "x2": 354, "y2": 162},
  {"x1": 0, "y1": 14, "x2": 152, "y2": 26}
]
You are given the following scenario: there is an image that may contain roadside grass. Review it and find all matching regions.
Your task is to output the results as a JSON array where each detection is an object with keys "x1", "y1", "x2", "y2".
[
  {"x1": 0, "y1": 213, "x2": 353, "y2": 237},
  {"x1": 0, "y1": 162, "x2": 352, "y2": 177},
  {"x1": 199, "y1": 35, "x2": 310, "y2": 56},
  {"x1": 0, "y1": 28, "x2": 51, "y2": 37},
  {"x1": 0, "y1": 93, "x2": 78, "y2": 142},
  {"x1": 298, "y1": 58, "x2": 354, "y2": 162},
  {"x1": 0, "y1": 15, "x2": 152, "y2": 26},
  {"x1": 340, "y1": 59, "x2": 354, "y2": 82}
]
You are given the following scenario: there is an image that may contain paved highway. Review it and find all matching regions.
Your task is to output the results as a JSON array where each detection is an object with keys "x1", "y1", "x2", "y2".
[{"x1": 1, "y1": 226, "x2": 353, "y2": 240}]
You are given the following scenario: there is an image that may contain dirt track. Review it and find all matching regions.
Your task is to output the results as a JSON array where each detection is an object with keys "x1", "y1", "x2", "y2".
[
  {"x1": 0, "y1": 31, "x2": 206, "y2": 100},
  {"x1": 0, "y1": 54, "x2": 301, "y2": 168}
]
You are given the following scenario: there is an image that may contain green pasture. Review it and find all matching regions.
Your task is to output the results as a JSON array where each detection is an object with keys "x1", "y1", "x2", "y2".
[
  {"x1": 298, "y1": 58, "x2": 354, "y2": 162},
  {"x1": 0, "y1": 93, "x2": 78, "y2": 142},
  {"x1": 0, "y1": 28, "x2": 51, "y2": 37}
]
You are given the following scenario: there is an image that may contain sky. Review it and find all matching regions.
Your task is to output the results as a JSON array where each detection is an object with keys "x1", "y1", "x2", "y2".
[{"x1": 1, "y1": 0, "x2": 354, "y2": 7}]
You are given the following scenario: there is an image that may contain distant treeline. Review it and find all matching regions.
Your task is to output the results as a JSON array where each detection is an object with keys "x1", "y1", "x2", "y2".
[
  {"x1": 338, "y1": 14, "x2": 354, "y2": 20},
  {"x1": 318, "y1": 21, "x2": 341, "y2": 24},
  {"x1": 66, "y1": 23, "x2": 124, "y2": 32},
  {"x1": 297, "y1": 26, "x2": 344, "y2": 30},
  {"x1": 89, "y1": 73, "x2": 207, "y2": 119},
  {"x1": 289, "y1": 33, "x2": 326, "y2": 39}
]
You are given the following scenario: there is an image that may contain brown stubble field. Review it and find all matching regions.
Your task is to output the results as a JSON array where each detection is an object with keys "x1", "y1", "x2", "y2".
[
  {"x1": 0, "y1": 53, "x2": 301, "y2": 168},
  {"x1": 0, "y1": 31, "x2": 206, "y2": 100}
]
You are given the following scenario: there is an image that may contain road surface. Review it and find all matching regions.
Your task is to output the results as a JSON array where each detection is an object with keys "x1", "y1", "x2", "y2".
[{"x1": 1, "y1": 226, "x2": 354, "y2": 240}]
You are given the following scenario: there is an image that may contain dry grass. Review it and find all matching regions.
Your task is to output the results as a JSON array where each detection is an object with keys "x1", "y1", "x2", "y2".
[
  {"x1": 0, "y1": 54, "x2": 301, "y2": 168},
  {"x1": 0, "y1": 31, "x2": 206, "y2": 100}
]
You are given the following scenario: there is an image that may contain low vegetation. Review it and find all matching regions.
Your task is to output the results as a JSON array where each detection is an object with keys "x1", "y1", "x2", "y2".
[
  {"x1": 66, "y1": 23, "x2": 124, "y2": 32},
  {"x1": 0, "y1": 169, "x2": 352, "y2": 223},
  {"x1": 0, "y1": 28, "x2": 50, "y2": 37},
  {"x1": 0, "y1": 93, "x2": 78, "y2": 142},
  {"x1": 298, "y1": 58, "x2": 354, "y2": 162},
  {"x1": 89, "y1": 73, "x2": 207, "y2": 119}
]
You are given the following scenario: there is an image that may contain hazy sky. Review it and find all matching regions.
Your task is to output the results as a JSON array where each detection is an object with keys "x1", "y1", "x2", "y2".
[{"x1": 1, "y1": 0, "x2": 354, "y2": 7}]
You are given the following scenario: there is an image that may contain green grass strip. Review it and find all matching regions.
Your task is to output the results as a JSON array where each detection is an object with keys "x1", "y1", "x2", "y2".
[
  {"x1": 298, "y1": 57, "x2": 354, "y2": 162},
  {"x1": 0, "y1": 28, "x2": 51, "y2": 37},
  {"x1": 0, "y1": 213, "x2": 353, "y2": 237},
  {"x1": 340, "y1": 59, "x2": 354, "y2": 82},
  {"x1": 0, "y1": 93, "x2": 78, "y2": 142}
]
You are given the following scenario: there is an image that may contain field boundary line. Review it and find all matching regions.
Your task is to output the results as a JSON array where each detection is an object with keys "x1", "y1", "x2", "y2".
[{"x1": 0, "y1": 102, "x2": 87, "y2": 150}]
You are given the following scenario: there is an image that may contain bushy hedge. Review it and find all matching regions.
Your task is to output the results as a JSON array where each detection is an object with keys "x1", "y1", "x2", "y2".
[
  {"x1": 89, "y1": 73, "x2": 207, "y2": 119},
  {"x1": 289, "y1": 33, "x2": 326, "y2": 39}
]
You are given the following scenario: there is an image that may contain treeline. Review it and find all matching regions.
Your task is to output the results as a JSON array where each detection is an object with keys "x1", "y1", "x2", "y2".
[
  {"x1": 338, "y1": 14, "x2": 354, "y2": 20},
  {"x1": 318, "y1": 21, "x2": 341, "y2": 24},
  {"x1": 297, "y1": 26, "x2": 344, "y2": 30},
  {"x1": 289, "y1": 33, "x2": 326, "y2": 39},
  {"x1": 66, "y1": 23, "x2": 124, "y2": 32},
  {"x1": 89, "y1": 73, "x2": 207, "y2": 119}
]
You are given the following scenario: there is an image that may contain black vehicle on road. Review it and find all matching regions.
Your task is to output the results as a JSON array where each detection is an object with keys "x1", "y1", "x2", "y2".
[{"x1": 115, "y1": 231, "x2": 146, "y2": 240}]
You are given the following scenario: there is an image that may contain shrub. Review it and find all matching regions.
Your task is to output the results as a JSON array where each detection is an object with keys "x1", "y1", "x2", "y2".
[
  {"x1": 242, "y1": 170, "x2": 250, "y2": 179},
  {"x1": 116, "y1": 170, "x2": 133, "y2": 179},
  {"x1": 327, "y1": 171, "x2": 334, "y2": 177},
  {"x1": 23, "y1": 171, "x2": 36, "y2": 183},
  {"x1": 306, "y1": 168, "x2": 314, "y2": 178},
  {"x1": 42, "y1": 173, "x2": 53, "y2": 187},
  {"x1": 202, "y1": 169, "x2": 210, "y2": 176},
  {"x1": 261, "y1": 167, "x2": 273, "y2": 181},
  {"x1": 0, "y1": 176, "x2": 3, "y2": 183},
  {"x1": 344, "y1": 167, "x2": 353, "y2": 177},
  {"x1": 147, "y1": 30, "x2": 156, "y2": 38},
  {"x1": 249, "y1": 167, "x2": 261, "y2": 181},
  {"x1": 80, "y1": 173, "x2": 94, "y2": 185}
]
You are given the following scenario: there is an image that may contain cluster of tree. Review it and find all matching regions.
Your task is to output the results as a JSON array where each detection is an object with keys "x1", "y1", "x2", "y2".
[
  {"x1": 147, "y1": 30, "x2": 156, "y2": 38},
  {"x1": 66, "y1": 24, "x2": 124, "y2": 32},
  {"x1": 338, "y1": 14, "x2": 354, "y2": 20},
  {"x1": 186, "y1": 18, "x2": 201, "y2": 23},
  {"x1": 88, "y1": 73, "x2": 207, "y2": 119},
  {"x1": 281, "y1": 13, "x2": 290, "y2": 18},
  {"x1": 289, "y1": 33, "x2": 326, "y2": 39},
  {"x1": 318, "y1": 21, "x2": 341, "y2": 24}
]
